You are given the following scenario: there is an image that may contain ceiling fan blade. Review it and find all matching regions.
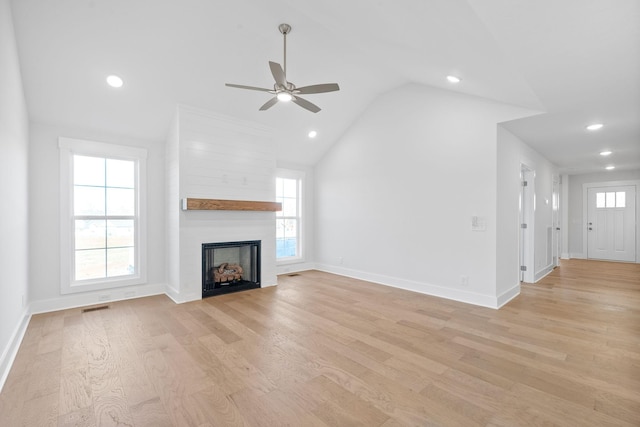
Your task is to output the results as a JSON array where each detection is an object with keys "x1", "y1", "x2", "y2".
[
  {"x1": 225, "y1": 83, "x2": 273, "y2": 93},
  {"x1": 292, "y1": 95, "x2": 321, "y2": 113},
  {"x1": 294, "y1": 83, "x2": 340, "y2": 95},
  {"x1": 268, "y1": 61, "x2": 287, "y2": 87},
  {"x1": 259, "y1": 97, "x2": 279, "y2": 111}
]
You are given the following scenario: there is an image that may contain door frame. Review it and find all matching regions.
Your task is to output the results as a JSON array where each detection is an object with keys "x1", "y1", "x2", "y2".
[
  {"x1": 552, "y1": 175, "x2": 561, "y2": 267},
  {"x1": 582, "y1": 179, "x2": 640, "y2": 263},
  {"x1": 519, "y1": 164, "x2": 535, "y2": 282}
]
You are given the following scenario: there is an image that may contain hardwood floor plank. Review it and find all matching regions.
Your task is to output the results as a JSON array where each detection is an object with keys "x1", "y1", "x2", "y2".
[
  {"x1": 0, "y1": 259, "x2": 638, "y2": 426},
  {"x1": 129, "y1": 396, "x2": 173, "y2": 427},
  {"x1": 59, "y1": 367, "x2": 92, "y2": 416},
  {"x1": 20, "y1": 391, "x2": 59, "y2": 427},
  {"x1": 57, "y1": 406, "x2": 96, "y2": 427}
]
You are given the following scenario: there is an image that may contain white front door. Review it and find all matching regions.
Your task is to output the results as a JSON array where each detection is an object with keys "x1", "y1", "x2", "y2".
[{"x1": 587, "y1": 186, "x2": 636, "y2": 262}]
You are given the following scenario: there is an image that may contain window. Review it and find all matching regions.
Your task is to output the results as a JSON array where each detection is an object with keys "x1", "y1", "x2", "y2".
[
  {"x1": 276, "y1": 169, "x2": 303, "y2": 261},
  {"x1": 596, "y1": 191, "x2": 626, "y2": 208},
  {"x1": 59, "y1": 137, "x2": 147, "y2": 293}
]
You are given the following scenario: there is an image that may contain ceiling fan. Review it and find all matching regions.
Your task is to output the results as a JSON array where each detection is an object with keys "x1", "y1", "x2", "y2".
[{"x1": 225, "y1": 23, "x2": 340, "y2": 113}]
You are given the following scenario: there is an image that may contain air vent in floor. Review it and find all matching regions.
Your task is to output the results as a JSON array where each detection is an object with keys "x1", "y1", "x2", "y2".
[{"x1": 82, "y1": 305, "x2": 110, "y2": 313}]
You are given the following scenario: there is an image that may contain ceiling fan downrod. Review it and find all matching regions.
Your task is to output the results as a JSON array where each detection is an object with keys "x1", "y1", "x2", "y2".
[{"x1": 278, "y1": 23, "x2": 291, "y2": 78}]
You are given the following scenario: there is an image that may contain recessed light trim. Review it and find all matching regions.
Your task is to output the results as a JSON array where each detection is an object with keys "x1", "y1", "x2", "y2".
[
  {"x1": 106, "y1": 75, "x2": 124, "y2": 88},
  {"x1": 308, "y1": 130, "x2": 318, "y2": 139},
  {"x1": 586, "y1": 123, "x2": 603, "y2": 131},
  {"x1": 600, "y1": 151, "x2": 612, "y2": 156},
  {"x1": 605, "y1": 165, "x2": 615, "y2": 170},
  {"x1": 277, "y1": 92, "x2": 293, "y2": 102},
  {"x1": 446, "y1": 75, "x2": 461, "y2": 84}
]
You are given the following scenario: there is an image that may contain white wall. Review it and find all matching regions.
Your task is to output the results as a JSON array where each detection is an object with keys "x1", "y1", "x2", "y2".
[
  {"x1": 28, "y1": 123, "x2": 166, "y2": 312},
  {"x1": 567, "y1": 169, "x2": 640, "y2": 258},
  {"x1": 496, "y1": 127, "x2": 558, "y2": 294},
  {"x1": 0, "y1": 0, "x2": 30, "y2": 390},
  {"x1": 315, "y1": 83, "x2": 537, "y2": 308},
  {"x1": 165, "y1": 106, "x2": 278, "y2": 302}
]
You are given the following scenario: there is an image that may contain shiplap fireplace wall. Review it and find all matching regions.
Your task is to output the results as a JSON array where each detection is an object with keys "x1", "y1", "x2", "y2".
[{"x1": 165, "y1": 105, "x2": 278, "y2": 302}]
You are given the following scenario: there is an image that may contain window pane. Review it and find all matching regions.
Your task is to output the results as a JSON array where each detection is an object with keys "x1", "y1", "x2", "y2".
[
  {"x1": 75, "y1": 249, "x2": 106, "y2": 280},
  {"x1": 75, "y1": 220, "x2": 105, "y2": 250},
  {"x1": 106, "y1": 188, "x2": 135, "y2": 215},
  {"x1": 276, "y1": 237, "x2": 296, "y2": 257},
  {"x1": 107, "y1": 247, "x2": 135, "y2": 277},
  {"x1": 616, "y1": 192, "x2": 626, "y2": 208},
  {"x1": 74, "y1": 155, "x2": 104, "y2": 186},
  {"x1": 596, "y1": 192, "x2": 605, "y2": 208},
  {"x1": 74, "y1": 186, "x2": 105, "y2": 215},
  {"x1": 283, "y1": 178, "x2": 297, "y2": 197},
  {"x1": 276, "y1": 218, "x2": 285, "y2": 239},
  {"x1": 107, "y1": 159, "x2": 134, "y2": 188},
  {"x1": 107, "y1": 220, "x2": 134, "y2": 248},
  {"x1": 284, "y1": 218, "x2": 297, "y2": 238},
  {"x1": 606, "y1": 192, "x2": 615, "y2": 208},
  {"x1": 282, "y1": 197, "x2": 297, "y2": 216}
]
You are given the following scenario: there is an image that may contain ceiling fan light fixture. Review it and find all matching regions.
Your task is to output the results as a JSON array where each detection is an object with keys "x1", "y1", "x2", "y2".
[
  {"x1": 277, "y1": 92, "x2": 293, "y2": 102},
  {"x1": 225, "y1": 23, "x2": 339, "y2": 113},
  {"x1": 605, "y1": 165, "x2": 615, "y2": 170},
  {"x1": 446, "y1": 75, "x2": 461, "y2": 83},
  {"x1": 586, "y1": 123, "x2": 603, "y2": 131},
  {"x1": 600, "y1": 150, "x2": 612, "y2": 156}
]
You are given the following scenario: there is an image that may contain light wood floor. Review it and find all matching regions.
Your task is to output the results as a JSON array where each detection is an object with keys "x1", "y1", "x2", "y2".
[{"x1": 1, "y1": 259, "x2": 639, "y2": 426}]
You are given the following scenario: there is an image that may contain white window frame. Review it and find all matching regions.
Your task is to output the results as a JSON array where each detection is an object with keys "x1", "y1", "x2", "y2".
[
  {"x1": 276, "y1": 168, "x2": 304, "y2": 264},
  {"x1": 59, "y1": 137, "x2": 147, "y2": 294}
]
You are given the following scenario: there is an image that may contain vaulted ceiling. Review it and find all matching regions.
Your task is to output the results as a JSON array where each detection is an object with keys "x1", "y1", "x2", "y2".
[{"x1": 10, "y1": 0, "x2": 640, "y2": 172}]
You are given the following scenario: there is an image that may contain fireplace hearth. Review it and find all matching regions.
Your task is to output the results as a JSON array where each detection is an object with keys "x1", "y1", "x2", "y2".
[{"x1": 202, "y1": 240, "x2": 261, "y2": 298}]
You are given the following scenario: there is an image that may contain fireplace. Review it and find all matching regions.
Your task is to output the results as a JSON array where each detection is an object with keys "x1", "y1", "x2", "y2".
[{"x1": 202, "y1": 240, "x2": 261, "y2": 298}]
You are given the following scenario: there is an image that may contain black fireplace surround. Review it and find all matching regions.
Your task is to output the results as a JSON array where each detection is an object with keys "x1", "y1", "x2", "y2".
[{"x1": 202, "y1": 240, "x2": 261, "y2": 298}]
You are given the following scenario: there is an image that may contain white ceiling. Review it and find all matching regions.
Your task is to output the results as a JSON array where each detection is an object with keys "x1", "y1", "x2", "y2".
[{"x1": 10, "y1": 0, "x2": 640, "y2": 172}]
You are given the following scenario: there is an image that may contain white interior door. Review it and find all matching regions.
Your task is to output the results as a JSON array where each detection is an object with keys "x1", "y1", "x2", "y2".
[
  {"x1": 587, "y1": 186, "x2": 636, "y2": 262},
  {"x1": 552, "y1": 177, "x2": 560, "y2": 267}
]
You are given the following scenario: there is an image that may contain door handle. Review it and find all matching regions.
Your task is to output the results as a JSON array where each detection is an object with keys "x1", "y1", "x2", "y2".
[{"x1": 588, "y1": 227, "x2": 593, "y2": 231}]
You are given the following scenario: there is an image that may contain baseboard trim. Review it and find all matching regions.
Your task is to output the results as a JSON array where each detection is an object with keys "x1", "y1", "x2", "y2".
[
  {"x1": 276, "y1": 261, "x2": 316, "y2": 276},
  {"x1": 0, "y1": 307, "x2": 31, "y2": 393},
  {"x1": 29, "y1": 283, "x2": 167, "y2": 315},
  {"x1": 534, "y1": 264, "x2": 555, "y2": 283},
  {"x1": 497, "y1": 283, "x2": 521, "y2": 308},
  {"x1": 315, "y1": 264, "x2": 503, "y2": 309},
  {"x1": 570, "y1": 252, "x2": 586, "y2": 259}
]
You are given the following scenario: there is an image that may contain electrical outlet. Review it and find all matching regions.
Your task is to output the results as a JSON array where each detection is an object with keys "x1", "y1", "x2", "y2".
[{"x1": 460, "y1": 275, "x2": 469, "y2": 286}]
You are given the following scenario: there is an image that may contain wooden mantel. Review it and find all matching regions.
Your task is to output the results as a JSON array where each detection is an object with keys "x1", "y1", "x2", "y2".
[{"x1": 182, "y1": 198, "x2": 282, "y2": 212}]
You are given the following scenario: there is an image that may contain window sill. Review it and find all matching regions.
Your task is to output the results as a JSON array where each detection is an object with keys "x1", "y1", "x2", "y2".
[{"x1": 62, "y1": 275, "x2": 146, "y2": 295}]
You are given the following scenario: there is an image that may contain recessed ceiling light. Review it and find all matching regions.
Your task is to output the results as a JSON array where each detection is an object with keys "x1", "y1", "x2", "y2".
[
  {"x1": 277, "y1": 92, "x2": 293, "y2": 102},
  {"x1": 446, "y1": 75, "x2": 461, "y2": 83},
  {"x1": 605, "y1": 165, "x2": 615, "y2": 170},
  {"x1": 600, "y1": 151, "x2": 612, "y2": 156},
  {"x1": 106, "y1": 75, "x2": 124, "y2": 88},
  {"x1": 308, "y1": 130, "x2": 318, "y2": 138},
  {"x1": 586, "y1": 123, "x2": 603, "y2": 131}
]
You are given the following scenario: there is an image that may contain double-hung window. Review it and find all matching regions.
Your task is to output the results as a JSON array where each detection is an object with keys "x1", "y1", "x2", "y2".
[
  {"x1": 276, "y1": 169, "x2": 303, "y2": 262},
  {"x1": 59, "y1": 137, "x2": 147, "y2": 293}
]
